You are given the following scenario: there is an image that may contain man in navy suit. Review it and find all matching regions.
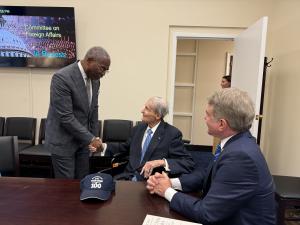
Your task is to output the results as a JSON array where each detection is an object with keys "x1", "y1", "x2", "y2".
[
  {"x1": 97, "y1": 96, "x2": 195, "y2": 181},
  {"x1": 45, "y1": 46, "x2": 110, "y2": 179},
  {"x1": 146, "y1": 88, "x2": 276, "y2": 225}
]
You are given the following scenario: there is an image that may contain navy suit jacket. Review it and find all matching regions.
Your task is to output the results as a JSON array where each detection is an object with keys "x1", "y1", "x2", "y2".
[
  {"x1": 105, "y1": 121, "x2": 195, "y2": 179},
  {"x1": 170, "y1": 131, "x2": 276, "y2": 225},
  {"x1": 45, "y1": 62, "x2": 100, "y2": 156}
]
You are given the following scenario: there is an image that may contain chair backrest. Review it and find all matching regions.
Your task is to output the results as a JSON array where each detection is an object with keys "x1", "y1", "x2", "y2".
[
  {"x1": 0, "y1": 117, "x2": 5, "y2": 136},
  {"x1": 136, "y1": 121, "x2": 142, "y2": 126},
  {"x1": 0, "y1": 136, "x2": 19, "y2": 176},
  {"x1": 183, "y1": 139, "x2": 191, "y2": 144},
  {"x1": 98, "y1": 120, "x2": 102, "y2": 139},
  {"x1": 4, "y1": 117, "x2": 37, "y2": 146},
  {"x1": 184, "y1": 144, "x2": 214, "y2": 170},
  {"x1": 38, "y1": 118, "x2": 46, "y2": 144},
  {"x1": 102, "y1": 119, "x2": 133, "y2": 143}
]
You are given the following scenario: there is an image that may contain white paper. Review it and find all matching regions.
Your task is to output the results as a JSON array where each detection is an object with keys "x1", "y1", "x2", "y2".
[{"x1": 142, "y1": 214, "x2": 202, "y2": 225}]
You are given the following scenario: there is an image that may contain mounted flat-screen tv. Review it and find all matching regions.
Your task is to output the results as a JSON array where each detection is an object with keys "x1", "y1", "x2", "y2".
[{"x1": 0, "y1": 6, "x2": 77, "y2": 68}]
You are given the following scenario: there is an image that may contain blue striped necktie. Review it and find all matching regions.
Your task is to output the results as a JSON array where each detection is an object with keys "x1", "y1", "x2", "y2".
[
  {"x1": 140, "y1": 129, "x2": 153, "y2": 163},
  {"x1": 214, "y1": 144, "x2": 222, "y2": 161}
]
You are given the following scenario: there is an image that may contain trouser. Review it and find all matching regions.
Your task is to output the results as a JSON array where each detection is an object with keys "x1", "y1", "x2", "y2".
[{"x1": 51, "y1": 148, "x2": 89, "y2": 179}]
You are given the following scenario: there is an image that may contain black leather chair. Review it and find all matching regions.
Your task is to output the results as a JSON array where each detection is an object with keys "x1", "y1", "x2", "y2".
[
  {"x1": 102, "y1": 119, "x2": 133, "y2": 143},
  {"x1": 4, "y1": 117, "x2": 37, "y2": 151},
  {"x1": 184, "y1": 144, "x2": 214, "y2": 171},
  {"x1": 90, "y1": 119, "x2": 133, "y2": 173},
  {"x1": 19, "y1": 118, "x2": 53, "y2": 178},
  {"x1": 0, "y1": 136, "x2": 19, "y2": 176},
  {"x1": 0, "y1": 117, "x2": 5, "y2": 136},
  {"x1": 99, "y1": 151, "x2": 130, "y2": 177},
  {"x1": 136, "y1": 120, "x2": 142, "y2": 126},
  {"x1": 183, "y1": 139, "x2": 191, "y2": 144}
]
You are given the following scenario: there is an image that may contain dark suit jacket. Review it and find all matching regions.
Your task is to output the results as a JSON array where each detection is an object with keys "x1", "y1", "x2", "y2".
[
  {"x1": 45, "y1": 62, "x2": 100, "y2": 156},
  {"x1": 105, "y1": 121, "x2": 195, "y2": 179},
  {"x1": 170, "y1": 131, "x2": 276, "y2": 225}
]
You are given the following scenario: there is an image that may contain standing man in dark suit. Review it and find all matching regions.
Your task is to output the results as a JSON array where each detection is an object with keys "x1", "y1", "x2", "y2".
[
  {"x1": 96, "y1": 96, "x2": 194, "y2": 181},
  {"x1": 146, "y1": 88, "x2": 276, "y2": 225},
  {"x1": 45, "y1": 46, "x2": 110, "y2": 179}
]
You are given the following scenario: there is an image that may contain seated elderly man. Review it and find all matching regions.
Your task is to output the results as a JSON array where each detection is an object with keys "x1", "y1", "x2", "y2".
[{"x1": 95, "y1": 96, "x2": 195, "y2": 181}]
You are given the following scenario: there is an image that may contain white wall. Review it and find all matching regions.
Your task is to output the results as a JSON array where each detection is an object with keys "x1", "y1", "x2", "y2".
[
  {"x1": 2, "y1": 0, "x2": 300, "y2": 177},
  {"x1": 262, "y1": 0, "x2": 300, "y2": 177},
  {"x1": 193, "y1": 40, "x2": 234, "y2": 145},
  {"x1": 0, "y1": 0, "x2": 271, "y2": 121}
]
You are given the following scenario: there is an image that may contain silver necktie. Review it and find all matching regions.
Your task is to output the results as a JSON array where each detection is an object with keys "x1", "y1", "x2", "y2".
[{"x1": 86, "y1": 78, "x2": 92, "y2": 106}]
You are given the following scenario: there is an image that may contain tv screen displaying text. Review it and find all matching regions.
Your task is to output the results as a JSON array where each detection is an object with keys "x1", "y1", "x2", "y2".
[{"x1": 0, "y1": 6, "x2": 77, "y2": 68}]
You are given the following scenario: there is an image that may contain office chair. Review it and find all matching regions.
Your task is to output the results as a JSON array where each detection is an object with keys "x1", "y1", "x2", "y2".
[
  {"x1": 0, "y1": 136, "x2": 19, "y2": 176},
  {"x1": 135, "y1": 121, "x2": 142, "y2": 126},
  {"x1": 0, "y1": 117, "x2": 5, "y2": 136},
  {"x1": 99, "y1": 151, "x2": 130, "y2": 177},
  {"x1": 184, "y1": 144, "x2": 214, "y2": 171},
  {"x1": 183, "y1": 139, "x2": 191, "y2": 144},
  {"x1": 90, "y1": 119, "x2": 133, "y2": 173},
  {"x1": 19, "y1": 118, "x2": 53, "y2": 178},
  {"x1": 102, "y1": 119, "x2": 133, "y2": 143},
  {"x1": 4, "y1": 117, "x2": 37, "y2": 151}
]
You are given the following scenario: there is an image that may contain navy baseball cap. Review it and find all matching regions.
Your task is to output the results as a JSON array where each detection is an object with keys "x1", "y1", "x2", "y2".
[{"x1": 80, "y1": 172, "x2": 115, "y2": 201}]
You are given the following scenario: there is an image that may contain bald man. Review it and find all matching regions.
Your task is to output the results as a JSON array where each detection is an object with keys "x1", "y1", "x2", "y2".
[{"x1": 45, "y1": 46, "x2": 110, "y2": 179}]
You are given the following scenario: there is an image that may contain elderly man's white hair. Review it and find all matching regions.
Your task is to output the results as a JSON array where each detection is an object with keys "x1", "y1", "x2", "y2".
[{"x1": 149, "y1": 96, "x2": 169, "y2": 119}]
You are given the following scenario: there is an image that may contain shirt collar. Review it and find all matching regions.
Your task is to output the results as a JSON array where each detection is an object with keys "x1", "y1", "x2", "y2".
[
  {"x1": 220, "y1": 134, "x2": 235, "y2": 150},
  {"x1": 146, "y1": 121, "x2": 160, "y2": 135},
  {"x1": 78, "y1": 61, "x2": 88, "y2": 82}
]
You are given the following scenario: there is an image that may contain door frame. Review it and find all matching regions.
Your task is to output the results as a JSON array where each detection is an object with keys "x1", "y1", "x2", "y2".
[{"x1": 167, "y1": 27, "x2": 245, "y2": 124}]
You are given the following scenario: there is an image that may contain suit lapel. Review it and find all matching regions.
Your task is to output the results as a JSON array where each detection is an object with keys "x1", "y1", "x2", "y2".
[
  {"x1": 131, "y1": 124, "x2": 147, "y2": 169},
  {"x1": 87, "y1": 80, "x2": 99, "y2": 115},
  {"x1": 202, "y1": 160, "x2": 215, "y2": 196},
  {"x1": 70, "y1": 64, "x2": 90, "y2": 112},
  {"x1": 202, "y1": 132, "x2": 249, "y2": 196}
]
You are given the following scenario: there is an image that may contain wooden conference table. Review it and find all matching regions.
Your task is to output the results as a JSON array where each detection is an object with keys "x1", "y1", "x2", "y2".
[{"x1": 0, "y1": 177, "x2": 189, "y2": 225}]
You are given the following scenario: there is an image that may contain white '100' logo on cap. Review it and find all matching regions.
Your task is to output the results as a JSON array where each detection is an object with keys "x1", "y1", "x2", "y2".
[{"x1": 90, "y1": 176, "x2": 103, "y2": 189}]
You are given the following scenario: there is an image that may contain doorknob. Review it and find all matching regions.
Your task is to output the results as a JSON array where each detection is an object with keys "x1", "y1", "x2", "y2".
[{"x1": 255, "y1": 115, "x2": 263, "y2": 120}]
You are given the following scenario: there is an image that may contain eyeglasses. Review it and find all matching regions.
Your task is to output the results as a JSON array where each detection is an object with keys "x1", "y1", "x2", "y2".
[{"x1": 94, "y1": 61, "x2": 110, "y2": 75}]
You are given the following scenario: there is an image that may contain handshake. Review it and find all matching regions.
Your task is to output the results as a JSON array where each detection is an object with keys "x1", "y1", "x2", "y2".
[{"x1": 88, "y1": 137, "x2": 104, "y2": 153}]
